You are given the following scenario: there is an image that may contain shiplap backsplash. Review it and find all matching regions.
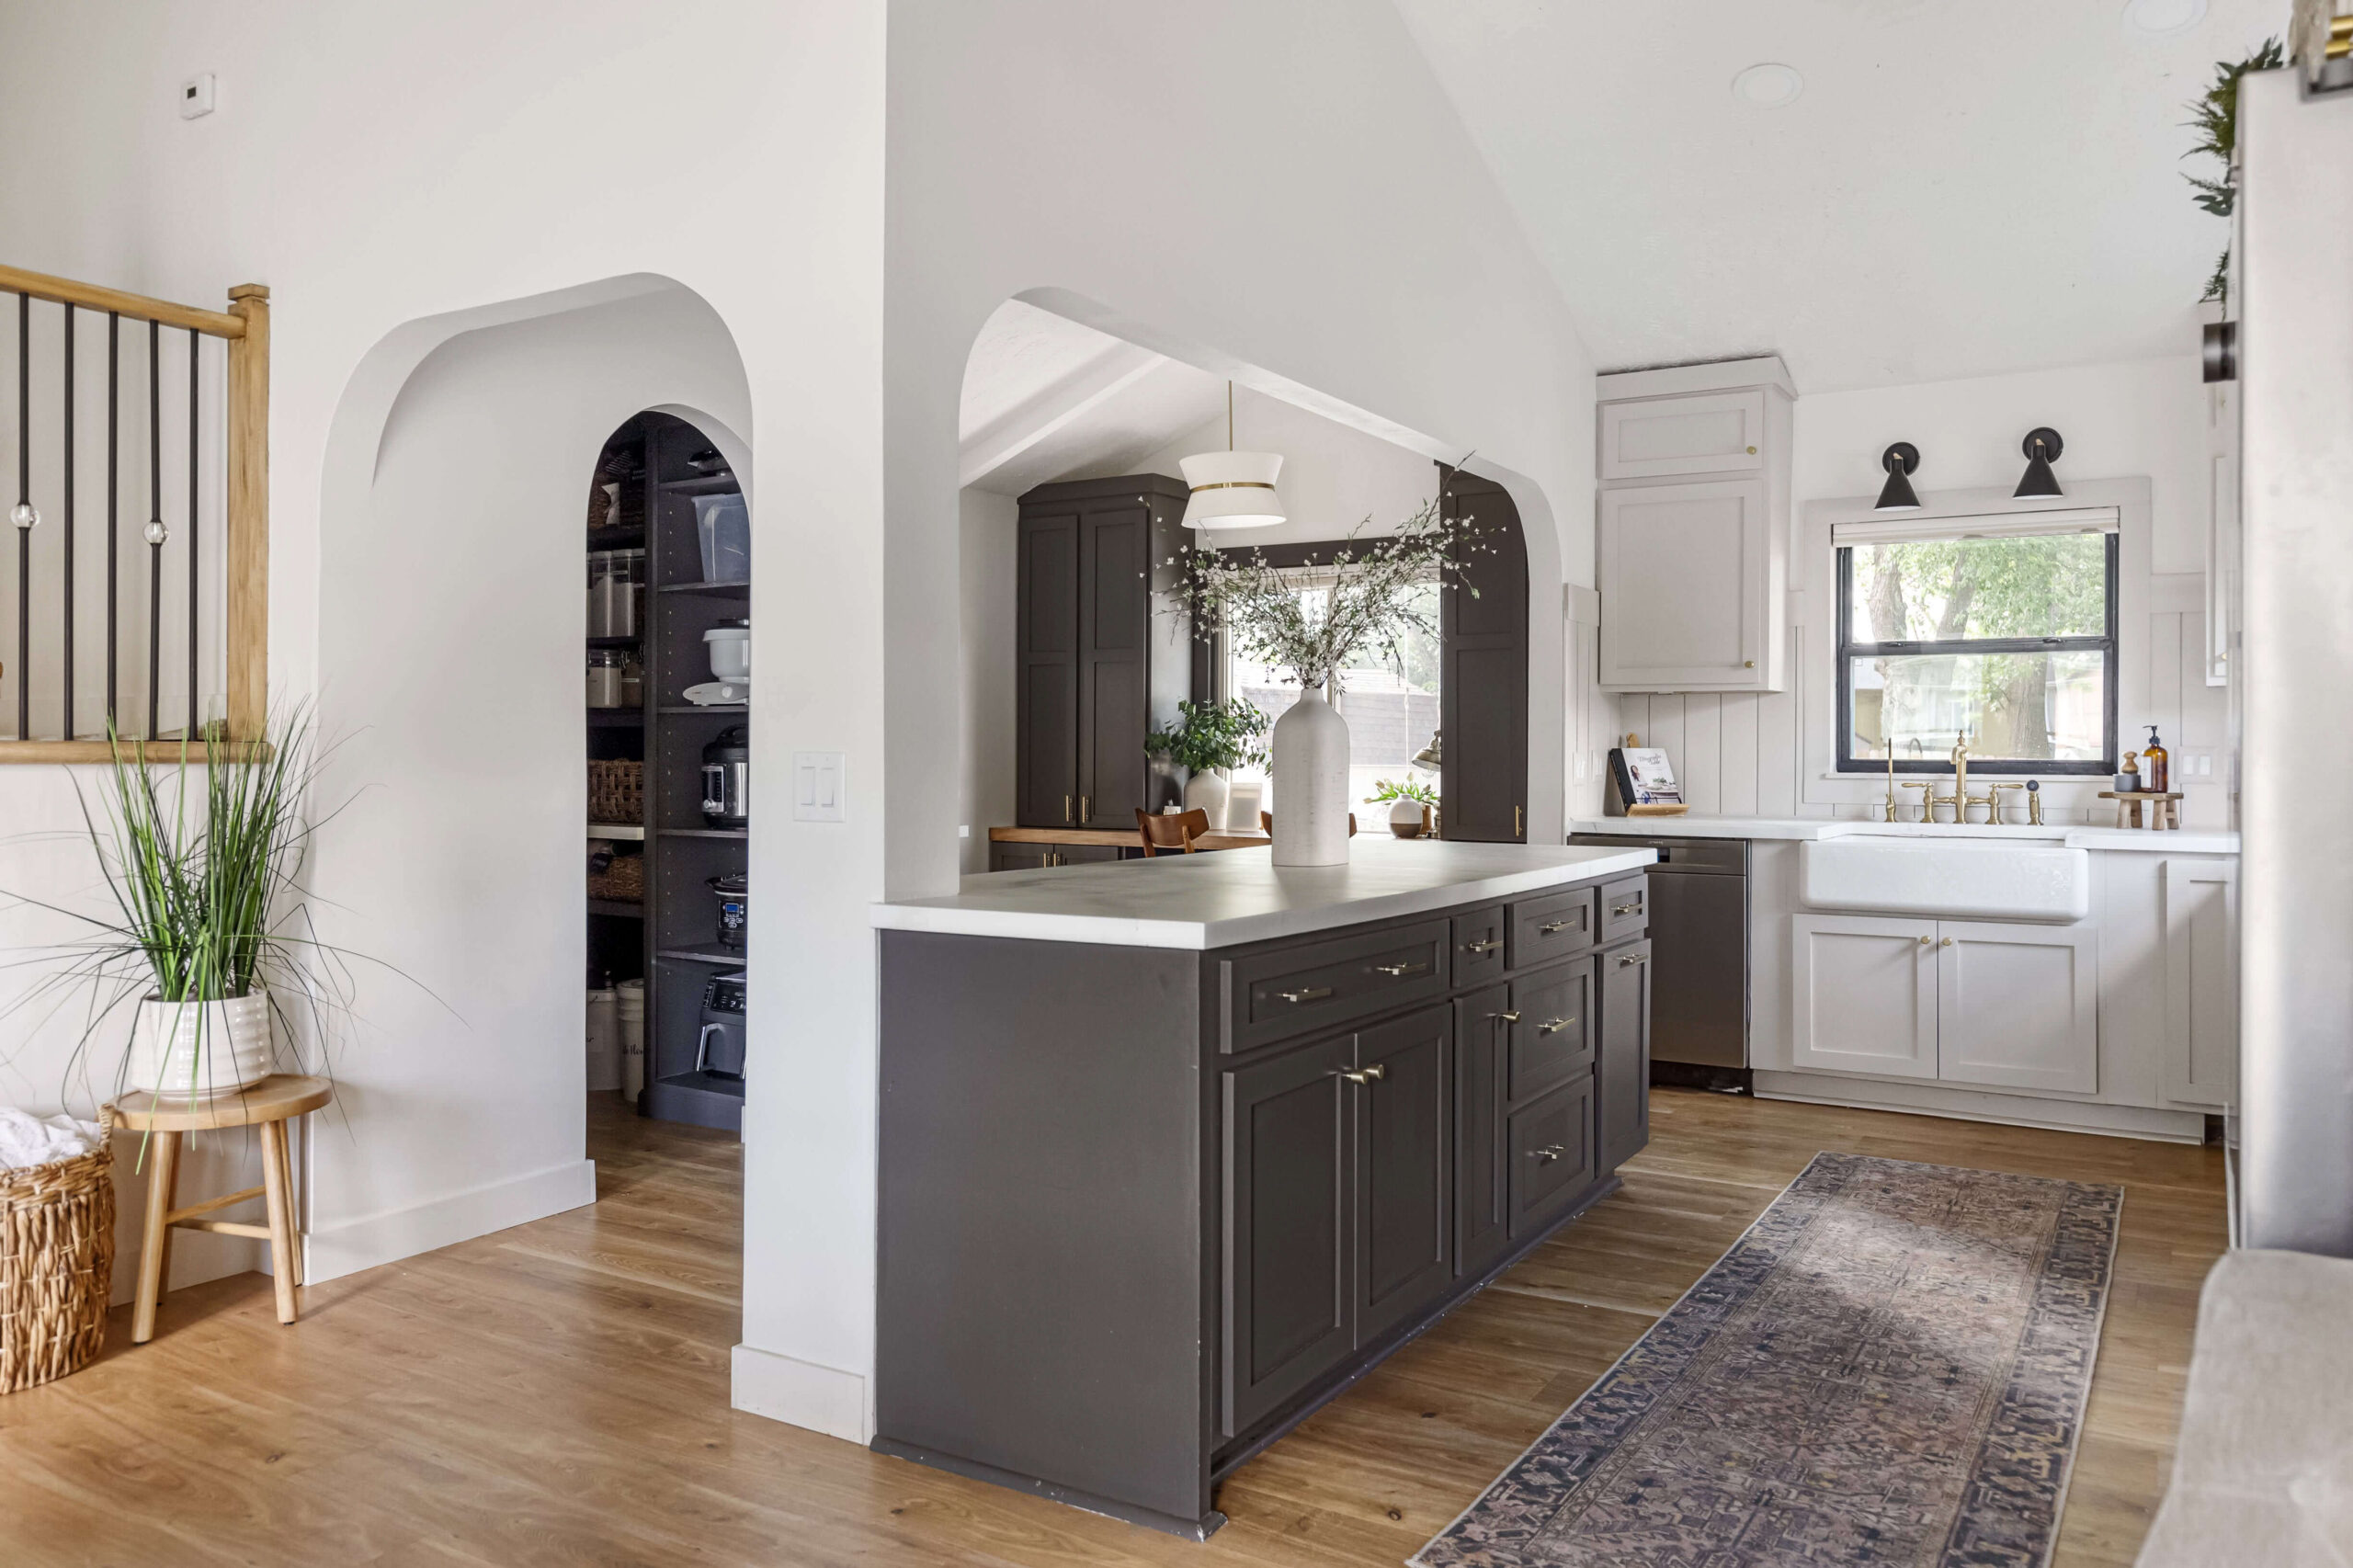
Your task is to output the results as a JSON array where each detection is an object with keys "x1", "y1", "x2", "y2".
[{"x1": 1565, "y1": 575, "x2": 2230, "y2": 830}]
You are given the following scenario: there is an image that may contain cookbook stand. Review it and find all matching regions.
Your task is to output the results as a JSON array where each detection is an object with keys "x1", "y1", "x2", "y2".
[{"x1": 1603, "y1": 733, "x2": 1690, "y2": 818}]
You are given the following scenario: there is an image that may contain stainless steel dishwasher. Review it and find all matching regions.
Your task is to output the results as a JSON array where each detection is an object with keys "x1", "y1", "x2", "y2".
[{"x1": 1568, "y1": 834, "x2": 1749, "y2": 1075}]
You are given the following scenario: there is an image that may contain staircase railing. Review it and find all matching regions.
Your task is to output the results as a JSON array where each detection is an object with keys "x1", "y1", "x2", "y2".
[{"x1": 0, "y1": 265, "x2": 267, "y2": 760}]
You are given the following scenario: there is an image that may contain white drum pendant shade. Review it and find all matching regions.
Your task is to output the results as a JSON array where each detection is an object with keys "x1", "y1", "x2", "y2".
[{"x1": 1179, "y1": 449, "x2": 1286, "y2": 530}]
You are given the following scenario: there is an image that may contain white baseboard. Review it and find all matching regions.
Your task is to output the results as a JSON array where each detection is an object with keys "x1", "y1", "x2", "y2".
[
  {"x1": 302, "y1": 1158, "x2": 597, "y2": 1283},
  {"x1": 1752, "y1": 1071, "x2": 2208, "y2": 1143},
  {"x1": 732, "y1": 1342, "x2": 870, "y2": 1444}
]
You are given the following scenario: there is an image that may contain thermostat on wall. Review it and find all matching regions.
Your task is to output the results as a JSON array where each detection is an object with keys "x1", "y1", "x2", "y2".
[{"x1": 179, "y1": 74, "x2": 216, "y2": 119}]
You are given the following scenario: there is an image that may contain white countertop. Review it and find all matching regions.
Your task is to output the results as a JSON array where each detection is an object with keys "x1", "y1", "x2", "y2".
[
  {"x1": 871, "y1": 837, "x2": 1658, "y2": 950},
  {"x1": 1567, "y1": 815, "x2": 2239, "y2": 857}
]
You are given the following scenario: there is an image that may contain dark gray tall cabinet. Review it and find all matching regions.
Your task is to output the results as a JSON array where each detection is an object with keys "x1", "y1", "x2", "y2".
[
  {"x1": 1016, "y1": 475, "x2": 1190, "y2": 830},
  {"x1": 1438, "y1": 468, "x2": 1529, "y2": 842}
]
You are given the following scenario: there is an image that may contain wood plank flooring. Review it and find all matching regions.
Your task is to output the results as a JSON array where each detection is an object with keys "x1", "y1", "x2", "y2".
[{"x1": 0, "y1": 1089, "x2": 2225, "y2": 1567}]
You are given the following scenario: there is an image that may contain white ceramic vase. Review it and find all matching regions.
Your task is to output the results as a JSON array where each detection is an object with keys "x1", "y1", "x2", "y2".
[
  {"x1": 1389, "y1": 797, "x2": 1429, "y2": 836},
  {"x1": 1183, "y1": 767, "x2": 1231, "y2": 829},
  {"x1": 1270, "y1": 685, "x2": 1351, "y2": 867},
  {"x1": 124, "y1": 988, "x2": 273, "y2": 1096}
]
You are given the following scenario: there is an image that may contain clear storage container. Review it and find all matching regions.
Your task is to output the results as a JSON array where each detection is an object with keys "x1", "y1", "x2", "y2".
[
  {"x1": 694, "y1": 494, "x2": 750, "y2": 585},
  {"x1": 585, "y1": 648, "x2": 624, "y2": 709}
]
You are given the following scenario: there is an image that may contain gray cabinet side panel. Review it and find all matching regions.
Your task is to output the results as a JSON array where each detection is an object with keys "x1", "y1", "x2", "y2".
[{"x1": 876, "y1": 932, "x2": 1208, "y2": 1523}]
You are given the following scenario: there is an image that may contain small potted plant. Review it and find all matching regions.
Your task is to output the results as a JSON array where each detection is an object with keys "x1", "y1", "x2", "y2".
[
  {"x1": 1368, "y1": 777, "x2": 1438, "y2": 838},
  {"x1": 1145, "y1": 698, "x2": 1269, "y2": 831}
]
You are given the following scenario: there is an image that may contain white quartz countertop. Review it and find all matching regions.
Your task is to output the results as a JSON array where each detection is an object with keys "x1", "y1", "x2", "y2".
[
  {"x1": 870, "y1": 838, "x2": 1658, "y2": 950},
  {"x1": 1566, "y1": 815, "x2": 2239, "y2": 857}
]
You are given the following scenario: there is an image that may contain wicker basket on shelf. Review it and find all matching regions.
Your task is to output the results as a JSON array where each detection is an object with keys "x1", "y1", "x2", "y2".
[
  {"x1": 588, "y1": 760, "x2": 643, "y2": 825},
  {"x1": 1, "y1": 1113, "x2": 114, "y2": 1393},
  {"x1": 587, "y1": 851, "x2": 644, "y2": 903}
]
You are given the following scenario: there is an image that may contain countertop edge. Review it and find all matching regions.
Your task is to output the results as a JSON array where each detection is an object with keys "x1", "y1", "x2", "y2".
[
  {"x1": 1566, "y1": 817, "x2": 2238, "y2": 855},
  {"x1": 870, "y1": 847, "x2": 1659, "y2": 949}
]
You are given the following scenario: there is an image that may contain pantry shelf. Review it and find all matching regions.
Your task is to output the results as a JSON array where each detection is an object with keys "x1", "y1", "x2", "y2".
[
  {"x1": 656, "y1": 580, "x2": 750, "y2": 600},
  {"x1": 656, "y1": 949, "x2": 745, "y2": 965}
]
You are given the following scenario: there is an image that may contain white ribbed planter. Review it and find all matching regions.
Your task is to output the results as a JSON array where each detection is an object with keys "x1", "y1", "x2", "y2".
[
  {"x1": 1270, "y1": 685, "x2": 1351, "y2": 867},
  {"x1": 123, "y1": 989, "x2": 273, "y2": 1096}
]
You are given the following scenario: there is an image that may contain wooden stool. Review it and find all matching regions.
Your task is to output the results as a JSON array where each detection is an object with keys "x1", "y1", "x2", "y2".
[{"x1": 107, "y1": 1074, "x2": 332, "y2": 1343}]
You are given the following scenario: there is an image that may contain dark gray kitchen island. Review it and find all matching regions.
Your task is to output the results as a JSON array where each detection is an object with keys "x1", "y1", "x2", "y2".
[{"x1": 868, "y1": 838, "x2": 1657, "y2": 1540}]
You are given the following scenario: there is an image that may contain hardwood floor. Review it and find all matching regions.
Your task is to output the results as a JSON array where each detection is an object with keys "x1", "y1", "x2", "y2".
[{"x1": 0, "y1": 1088, "x2": 2224, "y2": 1567}]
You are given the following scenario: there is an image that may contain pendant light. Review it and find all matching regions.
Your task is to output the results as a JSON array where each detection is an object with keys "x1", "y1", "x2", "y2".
[
  {"x1": 2013, "y1": 427, "x2": 2065, "y2": 499},
  {"x1": 1873, "y1": 442, "x2": 1922, "y2": 511},
  {"x1": 1179, "y1": 382, "x2": 1287, "y2": 530}
]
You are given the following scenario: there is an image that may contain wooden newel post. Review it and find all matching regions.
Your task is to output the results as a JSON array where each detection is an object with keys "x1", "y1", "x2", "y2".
[{"x1": 225, "y1": 283, "x2": 268, "y2": 743}]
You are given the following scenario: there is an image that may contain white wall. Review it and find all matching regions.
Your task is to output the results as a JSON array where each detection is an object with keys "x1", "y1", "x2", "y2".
[
  {"x1": 1590, "y1": 356, "x2": 2227, "y2": 829},
  {"x1": 957, "y1": 486, "x2": 1016, "y2": 875}
]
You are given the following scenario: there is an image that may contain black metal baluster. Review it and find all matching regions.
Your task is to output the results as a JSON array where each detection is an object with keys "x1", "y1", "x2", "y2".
[
  {"x1": 187, "y1": 326, "x2": 199, "y2": 738},
  {"x1": 146, "y1": 318, "x2": 161, "y2": 742},
  {"x1": 16, "y1": 291, "x2": 30, "y2": 740},
  {"x1": 61, "y1": 303, "x2": 74, "y2": 741},
  {"x1": 106, "y1": 312, "x2": 118, "y2": 728}
]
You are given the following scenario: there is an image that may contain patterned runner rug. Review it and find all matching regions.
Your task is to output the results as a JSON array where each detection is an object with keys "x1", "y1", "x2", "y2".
[{"x1": 1414, "y1": 1153, "x2": 2122, "y2": 1568}]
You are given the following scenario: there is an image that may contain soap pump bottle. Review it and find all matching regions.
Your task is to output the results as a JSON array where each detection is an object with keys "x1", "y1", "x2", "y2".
[{"x1": 2142, "y1": 725, "x2": 2169, "y2": 793}]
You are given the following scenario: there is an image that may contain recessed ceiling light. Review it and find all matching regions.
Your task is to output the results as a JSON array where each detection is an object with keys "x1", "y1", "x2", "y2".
[
  {"x1": 1731, "y1": 62, "x2": 1804, "y2": 109},
  {"x1": 2122, "y1": 0, "x2": 2208, "y2": 37}
]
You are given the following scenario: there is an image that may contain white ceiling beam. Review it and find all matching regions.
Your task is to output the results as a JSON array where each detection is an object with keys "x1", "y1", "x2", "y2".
[{"x1": 959, "y1": 340, "x2": 1167, "y2": 489}]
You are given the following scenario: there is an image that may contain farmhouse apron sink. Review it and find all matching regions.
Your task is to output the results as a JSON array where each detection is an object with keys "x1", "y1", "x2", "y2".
[{"x1": 1800, "y1": 834, "x2": 2091, "y2": 922}]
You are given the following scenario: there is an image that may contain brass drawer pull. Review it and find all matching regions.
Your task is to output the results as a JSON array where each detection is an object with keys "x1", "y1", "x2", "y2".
[
  {"x1": 1064, "y1": 795, "x2": 1073, "y2": 824},
  {"x1": 1618, "y1": 952, "x2": 1648, "y2": 968},
  {"x1": 1461, "y1": 937, "x2": 1503, "y2": 955},
  {"x1": 1489, "y1": 1009, "x2": 1522, "y2": 1024},
  {"x1": 1080, "y1": 795, "x2": 1090, "y2": 824},
  {"x1": 1538, "y1": 1016, "x2": 1576, "y2": 1036},
  {"x1": 1538, "y1": 918, "x2": 1575, "y2": 935},
  {"x1": 1370, "y1": 960, "x2": 1429, "y2": 978},
  {"x1": 1277, "y1": 985, "x2": 1334, "y2": 1004},
  {"x1": 1612, "y1": 901, "x2": 1642, "y2": 916},
  {"x1": 1338, "y1": 1063, "x2": 1388, "y2": 1085},
  {"x1": 1530, "y1": 1142, "x2": 1565, "y2": 1165}
]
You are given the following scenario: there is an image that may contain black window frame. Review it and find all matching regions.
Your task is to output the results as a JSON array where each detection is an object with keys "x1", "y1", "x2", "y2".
[{"x1": 1835, "y1": 529, "x2": 2119, "y2": 776}]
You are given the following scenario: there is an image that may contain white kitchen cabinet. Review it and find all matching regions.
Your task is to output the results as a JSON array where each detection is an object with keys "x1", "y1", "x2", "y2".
[
  {"x1": 2162, "y1": 858, "x2": 2237, "y2": 1107},
  {"x1": 1598, "y1": 391, "x2": 1767, "y2": 480},
  {"x1": 1936, "y1": 922, "x2": 2098, "y2": 1095},
  {"x1": 1596, "y1": 361, "x2": 1791, "y2": 695},
  {"x1": 1790, "y1": 914, "x2": 2097, "y2": 1094},
  {"x1": 1790, "y1": 915, "x2": 1938, "y2": 1079},
  {"x1": 1598, "y1": 480, "x2": 1774, "y2": 691}
]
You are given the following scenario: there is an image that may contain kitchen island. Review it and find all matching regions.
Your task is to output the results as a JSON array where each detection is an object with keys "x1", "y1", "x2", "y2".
[{"x1": 869, "y1": 839, "x2": 1657, "y2": 1538}]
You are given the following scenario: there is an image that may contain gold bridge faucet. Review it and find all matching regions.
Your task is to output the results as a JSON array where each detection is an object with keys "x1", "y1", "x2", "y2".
[{"x1": 1931, "y1": 734, "x2": 1995, "y2": 824}]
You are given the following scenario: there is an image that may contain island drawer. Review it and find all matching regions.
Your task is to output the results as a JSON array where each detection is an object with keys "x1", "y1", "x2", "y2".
[
  {"x1": 1222, "y1": 919, "x2": 1450, "y2": 1054},
  {"x1": 1597, "y1": 875, "x2": 1649, "y2": 947},
  {"x1": 1507, "y1": 1074, "x2": 1595, "y2": 1238},
  {"x1": 1508, "y1": 887, "x2": 1595, "y2": 970},
  {"x1": 1450, "y1": 906, "x2": 1507, "y2": 989},
  {"x1": 1506, "y1": 958, "x2": 1593, "y2": 1103}
]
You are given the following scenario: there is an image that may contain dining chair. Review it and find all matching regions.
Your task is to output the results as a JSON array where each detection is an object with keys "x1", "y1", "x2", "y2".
[{"x1": 1135, "y1": 808, "x2": 1212, "y2": 856}]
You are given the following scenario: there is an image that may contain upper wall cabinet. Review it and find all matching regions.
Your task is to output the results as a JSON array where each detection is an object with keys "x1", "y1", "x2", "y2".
[
  {"x1": 1598, "y1": 390, "x2": 1767, "y2": 481},
  {"x1": 1017, "y1": 475, "x2": 1190, "y2": 830},
  {"x1": 1595, "y1": 359, "x2": 1793, "y2": 694}
]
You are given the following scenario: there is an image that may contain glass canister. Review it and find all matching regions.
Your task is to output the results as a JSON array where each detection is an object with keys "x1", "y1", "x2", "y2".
[
  {"x1": 609, "y1": 549, "x2": 644, "y2": 638},
  {"x1": 586, "y1": 648, "x2": 624, "y2": 709},
  {"x1": 586, "y1": 551, "x2": 613, "y2": 637}
]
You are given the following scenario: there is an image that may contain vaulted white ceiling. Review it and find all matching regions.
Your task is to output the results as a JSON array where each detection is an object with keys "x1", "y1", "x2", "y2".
[{"x1": 1392, "y1": 0, "x2": 2278, "y2": 392}]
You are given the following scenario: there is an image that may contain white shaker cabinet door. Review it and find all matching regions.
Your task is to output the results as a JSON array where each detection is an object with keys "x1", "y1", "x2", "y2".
[
  {"x1": 1790, "y1": 915, "x2": 1938, "y2": 1080},
  {"x1": 2162, "y1": 858, "x2": 2237, "y2": 1108},
  {"x1": 1598, "y1": 479, "x2": 1769, "y2": 692},
  {"x1": 1599, "y1": 391, "x2": 1768, "y2": 480},
  {"x1": 1936, "y1": 921, "x2": 2098, "y2": 1094}
]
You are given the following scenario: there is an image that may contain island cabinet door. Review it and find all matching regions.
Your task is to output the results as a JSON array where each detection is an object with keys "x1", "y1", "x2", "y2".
[
  {"x1": 1222, "y1": 1035, "x2": 1354, "y2": 1439},
  {"x1": 1453, "y1": 986, "x2": 1510, "y2": 1279},
  {"x1": 1598, "y1": 939, "x2": 1653, "y2": 1175},
  {"x1": 1354, "y1": 1006, "x2": 1453, "y2": 1346}
]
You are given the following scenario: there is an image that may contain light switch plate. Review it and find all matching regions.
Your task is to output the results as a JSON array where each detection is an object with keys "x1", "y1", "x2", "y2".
[{"x1": 793, "y1": 751, "x2": 846, "y2": 822}]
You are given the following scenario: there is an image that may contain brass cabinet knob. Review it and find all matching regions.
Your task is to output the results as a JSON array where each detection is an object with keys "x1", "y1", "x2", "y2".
[
  {"x1": 1941, "y1": 937, "x2": 1954, "y2": 948},
  {"x1": 1744, "y1": 660, "x2": 1756, "y2": 668},
  {"x1": 1338, "y1": 1062, "x2": 1388, "y2": 1085}
]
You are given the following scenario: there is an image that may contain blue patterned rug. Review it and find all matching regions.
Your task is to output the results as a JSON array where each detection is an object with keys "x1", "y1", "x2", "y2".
[{"x1": 1413, "y1": 1153, "x2": 2122, "y2": 1568}]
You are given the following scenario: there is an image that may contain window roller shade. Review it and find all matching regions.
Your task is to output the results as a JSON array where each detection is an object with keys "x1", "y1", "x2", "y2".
[{"x1": 1833, "y1": 506, "x2": 2119, "y2": 546}]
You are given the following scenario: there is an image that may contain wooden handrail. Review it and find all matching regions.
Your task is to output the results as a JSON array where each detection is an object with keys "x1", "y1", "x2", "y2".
[{"x1": 0, "y1": 263, "x2": 247, "y2": 338}]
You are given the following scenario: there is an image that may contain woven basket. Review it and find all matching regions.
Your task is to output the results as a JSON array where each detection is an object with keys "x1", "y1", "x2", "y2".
[
  {"x1": 1, "y1": 1114, "x2": 114, "y2": 1393},
  {"x1": 587, "y1": 853, "x2": 644, "y2": 903},
  {"x1": 588, "y1": 759, "x2": 643, "y2": 825}
]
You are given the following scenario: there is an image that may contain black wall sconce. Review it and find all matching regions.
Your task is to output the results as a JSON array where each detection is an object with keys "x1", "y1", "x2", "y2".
[
  {"x1": 1874, "y1": 442, "x2": 1922, "y2": 511},
  {"x1": 2014, "y1": 427, "x2": 2064, "y2": 498}
]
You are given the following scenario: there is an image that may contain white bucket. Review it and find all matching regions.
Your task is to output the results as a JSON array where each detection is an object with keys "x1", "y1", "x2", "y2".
[
  {"x1": 586, "y1": 987, "x2": 620, "y2": 1092},
  {"x1": 617, "y1": 979, "x2": 646, "y2": 1102},
  {"x1": 124, "y1": 989, "x2": 274, "y2": 1096}
]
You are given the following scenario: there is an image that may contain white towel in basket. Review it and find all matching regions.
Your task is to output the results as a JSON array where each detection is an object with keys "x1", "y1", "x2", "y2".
[{"x1": 0, "y1": 1108, "x2": 105, "y2": 1172}]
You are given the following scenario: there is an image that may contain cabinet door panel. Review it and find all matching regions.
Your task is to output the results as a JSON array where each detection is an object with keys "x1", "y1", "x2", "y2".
[
  {"x1": 1354, "y1": 1006, "x2": 1452, "y2": 1345},
  {"x1": 1440, "y1": 472, "x2": 1528, "y2": 842},
  {"x1": 1506, "y1": 1074, "x2": 1594, "y2": 1239},
  {"x1": 1452, "y1": 986, "x2": 1509, "y2": 1279},
  {"x1": 1599, "y1": 391, "x2": 1768, "y2": 480},
  {"x1": 1598, "y1": 479, "x2": 1768, "y2": 691},
  {"x1": 1506, "y1": 960, "x2": 1593, "y2": 1105},
  {"x1": 1222, "y1": 1037, "x2": 1353, "y2": 1437},
  {"x1": 1077, "y1": 508, "x2": 1151, "y2": 826},
  {"x1": 1598, "y1": 939, "x2": 1652, "y2": 1174},
  {"x1": 2162, "y1": 859, "x2": 2237, "y2": 1108},
  {"x1": 1937, "y1": 921, "x2": 2097, "y2": 1094},
  {"x1": 1790, "y1": 915, "x2": 1938, "y2": 1079},
  {"x1": 1016, "y1": 515, "x2": 1080, "y2": 826}
]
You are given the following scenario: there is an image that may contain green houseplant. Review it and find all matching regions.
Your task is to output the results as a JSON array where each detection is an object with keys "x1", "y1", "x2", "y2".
[{"x1": 1146, "y1": 698, "x2": 1269, "y2": 827}]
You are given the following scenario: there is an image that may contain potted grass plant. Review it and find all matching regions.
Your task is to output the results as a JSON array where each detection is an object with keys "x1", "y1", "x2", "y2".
[{"x1": 33, "y1": 712, "x2": 335, "y2": 1099}]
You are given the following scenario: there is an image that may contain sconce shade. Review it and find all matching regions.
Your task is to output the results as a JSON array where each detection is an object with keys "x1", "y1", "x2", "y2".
[
  {"x1": 1874, "y1": 442, "x2": 1922, "y2": 511},
  {"x1": 2014, "y1": 426, "x2": 2065, "y2": 499}
]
